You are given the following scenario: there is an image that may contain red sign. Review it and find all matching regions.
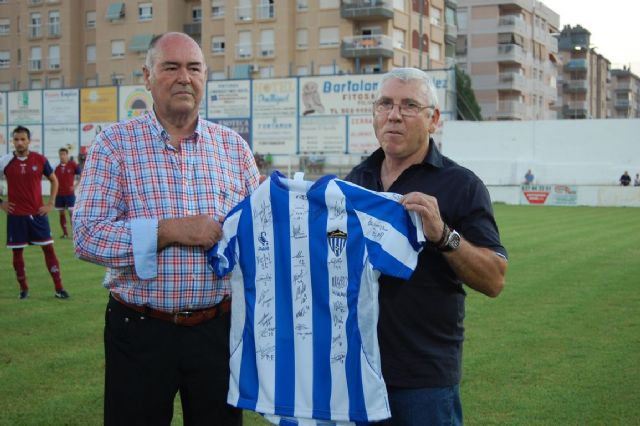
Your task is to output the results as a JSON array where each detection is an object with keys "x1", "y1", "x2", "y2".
[{"x1": 524, "y1": 191, "x2": 550, "y2": 204}]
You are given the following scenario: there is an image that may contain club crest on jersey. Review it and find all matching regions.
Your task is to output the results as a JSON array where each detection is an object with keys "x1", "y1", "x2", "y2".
[{"x1": 327, "y1": 229, "x2": 347, "y2": 257}]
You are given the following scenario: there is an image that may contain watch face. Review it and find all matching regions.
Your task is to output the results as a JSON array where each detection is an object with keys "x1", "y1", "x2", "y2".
[{"x1": 448, "y1": 231, "x2": 461, "y2": 250}]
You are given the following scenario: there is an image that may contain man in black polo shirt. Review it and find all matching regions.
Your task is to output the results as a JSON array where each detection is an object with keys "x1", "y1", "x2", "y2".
[{"x1": 345, "y1": 68, "x2": 508, "y2": 426}]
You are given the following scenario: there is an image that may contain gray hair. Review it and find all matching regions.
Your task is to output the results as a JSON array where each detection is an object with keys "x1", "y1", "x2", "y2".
[{"x1": 379, "y1": 68, "x2": 440, "y2": 109}]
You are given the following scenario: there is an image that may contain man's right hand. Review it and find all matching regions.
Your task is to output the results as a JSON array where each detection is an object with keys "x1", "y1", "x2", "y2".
[
  {"x1": 0, "y1": 200, "x2": 15, "y2": 213},
  {"x1": 157, "y1": 215, "x2": 223, "y2": 250}
]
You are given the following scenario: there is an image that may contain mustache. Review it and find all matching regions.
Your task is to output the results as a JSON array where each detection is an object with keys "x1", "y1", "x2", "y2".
[{"x1": 172, "y1": 86, "x2": 195, "y2": 95}]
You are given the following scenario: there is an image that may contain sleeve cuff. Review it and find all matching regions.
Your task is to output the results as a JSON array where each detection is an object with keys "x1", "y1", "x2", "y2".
[{"x1": 131, "y1": 218, "x2": 158, "y2": 279}]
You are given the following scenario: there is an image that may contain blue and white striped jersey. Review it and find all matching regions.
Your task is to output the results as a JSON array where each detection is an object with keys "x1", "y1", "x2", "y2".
[{"x1": 208, "y1": 171, "x2": 425, "y2": 425}]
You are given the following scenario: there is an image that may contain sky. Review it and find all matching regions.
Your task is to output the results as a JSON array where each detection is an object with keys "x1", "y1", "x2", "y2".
[{"x1": 541, "y1": 0, "x2": 640, "y2": 73}]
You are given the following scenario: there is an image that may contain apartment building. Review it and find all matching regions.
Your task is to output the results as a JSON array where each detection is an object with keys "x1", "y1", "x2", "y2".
[
  {"x1": 557, "y1": 25, "x2": 610, "y2": 119},
  {"x1": 456, "y1": 0, "x2": 560, "y2": 120},
  {"x1": 0, "y1": 0, "x2": 453, "y2": 90},
  {"x1": 609, "y1": 67, "x2": 640, "y2": 119}
]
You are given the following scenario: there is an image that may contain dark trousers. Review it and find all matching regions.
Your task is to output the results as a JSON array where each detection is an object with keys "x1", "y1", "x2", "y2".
[{"x1": 104, "y1": 296, "x2": 242, "y2": 426}]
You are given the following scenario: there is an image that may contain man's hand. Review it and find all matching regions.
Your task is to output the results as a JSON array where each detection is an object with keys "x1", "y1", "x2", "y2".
[
  {"x1": 400, "y1": 192, "x2": 446, "y2": 244},
  {"x1": 158, "y1": 215, "x2": 224, "y2": 250},
  {"x1": 0, "y1": 200, "x2": 13, "y2": 213},
  {"x1": 37, "y1": 204, "x2": 54, "y2": 216}
]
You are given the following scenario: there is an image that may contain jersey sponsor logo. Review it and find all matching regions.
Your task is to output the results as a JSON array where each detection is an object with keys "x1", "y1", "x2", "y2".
[{"x1": 258, "y1": 231, "x2": 270, "y2": 250}]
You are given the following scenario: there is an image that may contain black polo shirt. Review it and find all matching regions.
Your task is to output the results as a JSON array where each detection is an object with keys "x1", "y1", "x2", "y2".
[{"x1": 344, "y1": 140, "x2": 507, "y2": 388}]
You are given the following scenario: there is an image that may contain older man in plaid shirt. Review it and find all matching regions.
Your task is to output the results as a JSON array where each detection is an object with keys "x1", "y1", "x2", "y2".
[{"x1": 74, "y1": 32, "x2": 260, "y2": 426}]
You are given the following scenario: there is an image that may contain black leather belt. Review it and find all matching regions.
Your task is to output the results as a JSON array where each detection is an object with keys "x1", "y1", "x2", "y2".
[{"x1": 111, "y1": 293, "x2": 230, "y2": 326}]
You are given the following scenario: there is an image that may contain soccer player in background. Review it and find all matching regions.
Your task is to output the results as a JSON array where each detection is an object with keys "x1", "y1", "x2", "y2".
[
  {"x1": 0, "y1": 125, "x2": 69, "y2": 299},
  {"x1": 54, "y1": 147, "x2": 80, "y2": 238}
]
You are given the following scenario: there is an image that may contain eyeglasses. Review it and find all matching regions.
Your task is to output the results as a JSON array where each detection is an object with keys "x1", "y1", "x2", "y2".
[{"x1": 373, "y1": 99, "x2": 433, "y2": 117}]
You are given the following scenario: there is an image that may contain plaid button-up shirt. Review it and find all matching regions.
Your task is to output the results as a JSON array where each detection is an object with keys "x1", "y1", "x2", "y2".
[{"x1": 74, "y1": 111, "x2": 260, "y2": 312}]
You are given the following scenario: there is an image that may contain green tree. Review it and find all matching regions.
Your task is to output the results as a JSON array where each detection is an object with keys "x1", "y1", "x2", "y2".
[{"x1": 455, "y1": 66, "x2": 482, "y2": 120}]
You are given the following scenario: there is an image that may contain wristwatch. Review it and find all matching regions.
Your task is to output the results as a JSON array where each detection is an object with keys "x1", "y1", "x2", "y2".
[{"x1": 439, "y1": 225, "x2": 461, "y2": 252}]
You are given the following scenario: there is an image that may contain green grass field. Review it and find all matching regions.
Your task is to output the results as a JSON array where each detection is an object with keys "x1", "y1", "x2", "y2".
[{"x1": 1, "y1": 205, "x2": 639, "y2": 425}]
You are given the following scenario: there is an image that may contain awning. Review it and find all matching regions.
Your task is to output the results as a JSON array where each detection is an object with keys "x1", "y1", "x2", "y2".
[
  {"x1": 106, "y1": 3, "x2": 125, "y2": 20},
  {"x1": 129, "y1": 34, "x2": 153, "y2": 52}
]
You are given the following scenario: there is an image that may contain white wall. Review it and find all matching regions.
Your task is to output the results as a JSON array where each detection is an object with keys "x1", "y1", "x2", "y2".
[{"x1": 442, "y1": 119, "x2": 640, "y2": 186}]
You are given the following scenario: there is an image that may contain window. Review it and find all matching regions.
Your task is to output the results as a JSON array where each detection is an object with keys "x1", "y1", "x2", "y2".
[
  {"x1": 48, "y1": 78, "x2": 61, "y2": 88},
  {"x1": 86, "y1": 45, "x2": 96, "y2": 63},
  {"x1": 129, "y1": 34, "x2": 153, "y2": 53},
  {"x1": 30, "y1": 13, "x2": 41, "y2": 38},
  {"x1": 86, "y1": 78, "x2": 97, "y2": 87},
  {"x1": 259, "y1": 65, "x2": 274, "y2": 78},
  {"x1": 296, "y1": 28, "x2": 308, "y2": 49},
  {"x1": 237, "y1": 31, "x2": 252, "y2": 58},
  {"x1": 258, "y1": 0, "x2": 275, "y2": 19},
  {"x1": 457, "y1": 9, "x2": 467, "y2": 31},
  {"x1": 0, "y1": 51, "x2": 9, "y2": 68},
  {"x1": 111, "y1": 74, "x2": 124, "y2": 85},
  {"x1": 31, "y1": 79, "x2": 43, "y2": 89},
  {"x1": 86, "y1": 11, "x2": 96, "y2": 28},
  {"x1": 237, "y1": 0, "x2": 252, "y2": 21},
  {"x1": 318, "y1": 64, "x2": 336, "y2": 75},
  {"x1": 48, "y1": 44, "x2": 60, "y2": 69},
  {"x1": 211, "y1": 0, "x2": 225, "y2": 17},
  {"x1": 393, "y1": 0, "x2": 404, "y2": 11},
  {"x1": 106, "y1": 3, "x2": 125, "y2": 21},
  {"x1": 192, "y1": 7, "x2": 202, "y2": 22},
  {"x1": 211, "y1": 36, "x2": 225, "y2": 54},
  {"x1": 0, "y1": 83, "x2": 10, "y2": 91},
  {"x1": 138, "y1": 2, "x2": 152, "y2": 21},
  {"x1": 430, "y1": 42, "x2": 440, "y2": 60},
  {"x1": 393, "y1": 28, "x2": 405, "y2": 49},
  {"x1": 259, "y1": 29, "x2": 274, "y2": 57},
  {"x1": 319, "y1": 27, "x2": 339, "y2": 47},
  {"x1": 30, "y1": 46, "x2": 42, "y2": 70},
  {"x1": 319, "y1": 0, "x2": 338, "y2": 8},
  {"x1": 111, "y1": 39, "x2": 125, "y2": 58},
  {"x1": 0, "y1": 18, "x2": 9, "y2": 35},
  {"x1": 296, "y1": 0, "x2": 308, "y2": 11},
  {"x1": 48, "y1": 11, "x2": 60, "y2": 37},
  {"x1": 209, "y1": 70, "x2": 226, "y2": 80},
  {"x1": 296, "y1": 66, "x2": 308, "y2": 76},
  {"x1": 430, "y1": 7, "x2": 441, "y2": 26}
]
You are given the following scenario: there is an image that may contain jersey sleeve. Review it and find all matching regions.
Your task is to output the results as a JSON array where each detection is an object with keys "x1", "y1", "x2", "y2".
[
  {"x1": 42, "y1": 159, "x2": 53, "y2": 177},
  {"x1": 207, "y1": 207, "x2": 242, "y2": 277},
  {"x1": 337, "y1": 180, "x2": 425, "y2": 279}
]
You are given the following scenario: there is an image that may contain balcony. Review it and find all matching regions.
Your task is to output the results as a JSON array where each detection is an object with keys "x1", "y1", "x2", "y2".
[
  {"x1": 183, "y1": 23, "x2": 201, "y2": 36},
  {"x1": 29, "y1": 59, "x2": 42, "y2": 72},
  {"x1": 341, "y1": 0, "x2": 393, "y2": 21},
  {"x1": 29, "y1": 25, "x2": 42, "y2": 39},
  {"x1": 497, "y1": 44, "x2": 526, "y2": 64},
  {"x1": 498, "y1": 15, "x2": 528, "y2": 36},
  {"x1": 497, "y1": 72, "x2": 526, "y2": 91},
  {"x1": 615, "y1": 82, "x2": 632, "y2": 91},
  {"x1": 341, "y1": 35, "x2": 393, "y2": 59},
  {"x1": 563, "y1": 100, "x2": 588, "y2": 117},
  {"x1": 495, "y1": 100, "x2": 526, "y2": 119},
  {"x1": 48, "y1": 24, "x2": 60, "y2": 38},
  {"x1": 445, "y1": 23, "x2": 457, "y2": 40},
  {"x1": 563, "y1": 79, "x2": 588, "y2": 93},
  {"x1": 564, "y1": 59, "x2": 587, "y2": 72},
  {"x1": 615, "y1": 99, "x2": 631, "y2": 109}
]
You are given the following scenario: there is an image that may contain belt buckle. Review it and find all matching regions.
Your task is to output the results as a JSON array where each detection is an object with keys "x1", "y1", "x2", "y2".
[{"x1": 173, "y1": 311, "x2": 193, "y2": 324}]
